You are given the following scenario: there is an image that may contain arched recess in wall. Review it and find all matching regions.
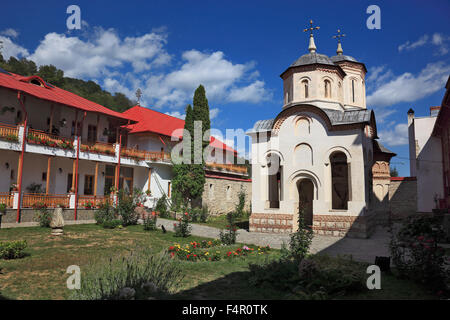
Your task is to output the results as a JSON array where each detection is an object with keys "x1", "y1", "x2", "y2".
[
  {"x1": 294, "y1": 116, "x2": 311, "y2": 136},
  {"x1": 321, "y1": 76, "x2": 333, "y2": 99},
  {"x1": 299, "y1": 76, "x2": 311, "y2": 99},
  {"x1": 264, "y1": 151, "x2": 284, "y2": 208},
  {"x1": 288, "y1": 169, "x2": 321, "y2": 201},
  {"x1": 330, "y1": 151, "x2": 350, "y2": 210},
  {"x1": 294, "y1": 143, "x2": 313, "y2": 166},
  {"x1": 349, "y1": 77, "x2": 359, "y2": 103}
]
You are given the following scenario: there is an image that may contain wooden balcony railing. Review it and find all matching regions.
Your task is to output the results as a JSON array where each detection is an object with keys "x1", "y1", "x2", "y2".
[
  {"x1": 206, "y1": 162, "x2": 248, "y2": 174},
  {"x1": 0, "y1": 193, "x2": 13, "y2": 208},
  {"x1": 0, "y1": 123, "x2": 19, "y2": 143},
  {"x1": 78, "y1": 195, "x2": 110, "y2": 208},
  {"x1": 27, "y1": 129, "x2": 74, "y2": 150},
  {"x1": 22, "y1": 193, "x2": 70, "y2": 208},
  {"x1": 121, "y1": 147, "x2": 171, "y2": 162},
  {"x1": 80, "y1": 141, "x2": 116, "y2": 156}
]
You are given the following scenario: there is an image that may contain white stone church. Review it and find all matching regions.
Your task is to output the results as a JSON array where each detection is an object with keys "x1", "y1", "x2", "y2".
[{"x1": 247, "y1": 27, "x2": 395, "y2": 238}]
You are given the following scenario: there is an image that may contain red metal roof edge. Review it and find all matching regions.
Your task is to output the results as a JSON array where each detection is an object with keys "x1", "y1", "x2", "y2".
[{"x1": 390, "y1": 177, "x2": 417, "y2": 181}]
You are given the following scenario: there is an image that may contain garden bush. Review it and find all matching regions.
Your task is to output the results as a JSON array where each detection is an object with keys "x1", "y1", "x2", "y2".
[
  {"x1": 155, "y1": 195, "x2": 169, "y2": 218},
  {"x1": 234, "y1": 189, "x2": 246, "y2": 218},
  {"x1": 70, "y1": 248, "x2": 184, "y2": 300},
  {"x1": 219, "y1": 212, "x2": 237, "y2": 245},
  {"x1": 143, "y1": 212, "x2": 158, "y2": 231},
  {"x1": 390, "y1": 215, "x2": 450, "y2": 295},
  {"x1": 33, "y1": 203, "x2": 52, "y2": 228},
  {"x1": 174, "y1": 212, "x2": 191, "y2": 237},
  {"x1": 116, "y1": 189, "x2": 139, "y2": 226},
  {"x1": 0, "y1": 240, "x2": 27, "y2": 259},
  {"x1": 286, "y1": 207, "x2": 313, "y2": 262},
  {"x1": 94, "y1": 202, "x2": 116, "y2": 225},
  {"x1": 102, "y1": 219, "x2": 122, "y2": 229}
]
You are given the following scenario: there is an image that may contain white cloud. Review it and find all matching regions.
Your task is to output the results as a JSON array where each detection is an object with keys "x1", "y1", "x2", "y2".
[
  {"x1": 210, "y1": 108, "x2": 220, "y2": 119},
  {"x1": 0, "y1": 36, "x2": 29, "y2": 60},
  {"x1": 366, "y1": 61, "x2": 450, "y2": 108},
  {"x1": 3, "y1": 26, "x2": 271, "y2": 111},
  {"x1": 398, "y1": 33, "x2": 449, "y2": 56},
  {"x1": 398, "y1": 35, "x2": 429, "y2": 52},
  {"x1": 379, "y1": 123, "x2": 408, "y2": 146},
  {"x1": 165, "y1": 111, "x2": 185, "y2": 119},
  {"x1": 1, "y1": 28, "x2": 19, "y2": 38},
  {"x1": 29, "y1": 28, "x2": 170, "y2": 78}
]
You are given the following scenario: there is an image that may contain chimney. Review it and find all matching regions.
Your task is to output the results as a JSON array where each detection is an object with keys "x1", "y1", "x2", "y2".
[
  {"x1": 407, "y1": 108, "x2": 415, "y2": 125},
  {"x1": 430, "y1": 106, "x2": 440, "y2": 117}
]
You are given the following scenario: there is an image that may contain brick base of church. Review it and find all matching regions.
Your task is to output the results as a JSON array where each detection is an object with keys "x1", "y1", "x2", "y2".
[{"x1": 249, "y1": 212, "x2": 376, "y2": 238}]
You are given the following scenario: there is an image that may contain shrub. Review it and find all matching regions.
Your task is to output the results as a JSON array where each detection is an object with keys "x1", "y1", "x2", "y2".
[
  {"x1": 174, "y1": 212, "x2": 191, "y2": 237},
  {"x1": 143, "y1": 213, "x2": 157, "y2": 231},
  {"x1": 94, "y1": 202, "x2": 116, "y2": 225},
  {"x1": 102, "y1": 219, "x2": 122, "y2": 229},
  {"x1": 234, "y1": 189, "x2": 246, "y2": 218},
  {"x1": 0, "y1": 240, "x2": 27, "y2": 259},
  {"x1": 284, "y1": 208, "x2": 313, "y2": 262},
  {"x1": 0, "y1": 203, "x2": 6, "y2": 214},
  {"x1": 390, "y1": 216, "x2": 450, "y2": 295},
  {"x1": 116, "y1": 190, "x2": 139, "y2": 226},
  {"x1": 70, "y1": 248, "x2": 184, "y2": 300},
  {"x1": 219, "y1": 213, "x2": 237, "y2": 245},
  {"x1": 155, "y1": 195, "x2": 168, "y2": 218},
  {"x1": 200, "y1": 205, "x2": 209, "y2": 223},
  {"x1": 33, "y1": 203, "x2": 52, "y2": 228}
]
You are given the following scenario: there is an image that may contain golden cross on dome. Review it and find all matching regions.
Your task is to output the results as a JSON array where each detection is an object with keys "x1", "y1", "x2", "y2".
[
  {"x1": 332, "y1": 29, "x2": 346, "y2": 43},
  {"x1": 303, "y1": 19, "x2": 320, "y2": 36}
]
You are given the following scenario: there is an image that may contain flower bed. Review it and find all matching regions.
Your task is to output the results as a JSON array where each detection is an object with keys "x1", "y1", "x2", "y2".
[
  {"x1": 167, "y1": 242, "x2": 271, "y2": 262},
  {"x1": 27, "y1": 133, "x2": 74, "y2": 150}
]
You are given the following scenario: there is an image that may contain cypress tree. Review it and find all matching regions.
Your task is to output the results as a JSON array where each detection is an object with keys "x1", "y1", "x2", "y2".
[{"x1": 192, "y1": 85, "x2": 211, "y2": 150}]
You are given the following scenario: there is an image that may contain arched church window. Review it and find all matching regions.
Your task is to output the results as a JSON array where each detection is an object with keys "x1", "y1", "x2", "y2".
[
  {"x1": 302, "y1": 80, "x2": 309, "y2": 98},
  {"x1": 267, "y1": 153, "x2": 282, "y2": 208},
  {"x1": 330, "y1": 151, "x2": 349, "y2": 210},
  {"x1": 324, "y1": 80, "x2": 331, "y2": 98},
  {"x1": 351, "y1": 79, "x2": 355, "y2": 103}
]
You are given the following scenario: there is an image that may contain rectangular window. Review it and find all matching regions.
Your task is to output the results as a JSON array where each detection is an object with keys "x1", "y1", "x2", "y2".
[
  {"x1": 87, "y1": 125, "x2": 97, "y2": 143},
  {"x1": 351, "y1": 80, "x2": 355, "y2": 103},
  {"x1": 84, "y1": 175, "x2": 94, "y2": 195},
  {"x1": 67, "y1": 173, "x2": 73, "y2": 193},
  {"x1": 167, "y1": 181, "x2": 171, "y2": 198}
]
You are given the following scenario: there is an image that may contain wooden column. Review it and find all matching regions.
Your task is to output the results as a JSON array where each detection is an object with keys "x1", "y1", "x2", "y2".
[
  {"x1": 46, "y1": 157, "x2": 52, "y2": 195},
  {"x1": 49, "y1": 105, "x2": 54, "y2": 134},
  {"x1": 148, "y1": 167, "x2": 152, "y2": 192},
  {"x1": 72, "y1": 159, "x2": 76, "y2": 192},
  {"x1": 94, "y1": 162, "x2": 99, "y2": 197}
]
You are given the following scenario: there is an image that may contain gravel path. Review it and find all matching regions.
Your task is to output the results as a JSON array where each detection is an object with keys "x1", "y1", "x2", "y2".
[{"x1": 158, "y1": 218, "x2": 390, "y2": 263}]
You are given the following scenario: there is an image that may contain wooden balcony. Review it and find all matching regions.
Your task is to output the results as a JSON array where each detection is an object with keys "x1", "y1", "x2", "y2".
[
  {"x1": 205, "y1": 162, "x2": 248, "y2": 174},
  {"x1": 22, "y1": 193, "x2": 70, "y2": 208},
  {"x1": 80, "y1": 141, "x2": 116, "y2": 156},
  {"x1": 0, "y1": 123, "x2": 19, "y2": 143},
  {"x1": 121, "y1": 147, "x2": 171, "y2": 163},
  {"x1": 78, "y1": 195, "x2": 110, "y2": 208},
  {"x1": 0, "y1": 193, "x2": 13, "y2": 208},
  {"x1": 27, "y1": 129, "x2": 74, "y2": 150}
]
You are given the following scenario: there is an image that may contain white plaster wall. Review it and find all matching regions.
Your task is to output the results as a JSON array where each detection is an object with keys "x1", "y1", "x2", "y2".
[
  {"x1": 250, "y1": 108, "x2": 367, "y2": 218},
  {"x1": 0, "y1": 150, "x2": 19, "y2": 193},
  {"x1": 413, "y1": 116, "x2": 443, "y2": 212}
]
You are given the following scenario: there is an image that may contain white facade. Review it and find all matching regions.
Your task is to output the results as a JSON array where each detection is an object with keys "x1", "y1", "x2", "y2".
[{"x1": 408, "y1": 108, "x2": 444, "y2": 212}]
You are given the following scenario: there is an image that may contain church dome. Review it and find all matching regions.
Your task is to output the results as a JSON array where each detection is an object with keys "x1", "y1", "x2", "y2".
[
  {"x1": 330, "y1": 54, "x2": 358, "y2": 63},
  {"x1": 289, "y1": 52, "x2": 335, "y2": 68}
]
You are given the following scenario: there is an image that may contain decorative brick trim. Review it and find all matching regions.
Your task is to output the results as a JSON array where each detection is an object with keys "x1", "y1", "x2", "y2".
[
  {"x1": 390, "y1": 176, "x2": 417, "y2": 181},
  {"x1": 249, "y1": 213, "x2": 293, "y2": 234}
]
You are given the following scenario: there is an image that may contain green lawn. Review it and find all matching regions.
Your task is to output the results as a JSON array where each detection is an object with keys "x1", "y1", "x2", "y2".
[{"x1": 0, "y1": 224, "x2": 437, "y2": 300}]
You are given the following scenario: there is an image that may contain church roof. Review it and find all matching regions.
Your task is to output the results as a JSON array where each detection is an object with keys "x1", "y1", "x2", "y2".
[
  {"x1": 374, "y1": 140, "x2": 396, "y2": 156},
  {"x1": 289, "y1": 52, "x2": 335, "y2": 68},
  {"x1": 330, "y1": 54, "x2": 358, "y2": 63},
  {"x1": 248, "y1": 108, "x2": 374, "y2": 133}
]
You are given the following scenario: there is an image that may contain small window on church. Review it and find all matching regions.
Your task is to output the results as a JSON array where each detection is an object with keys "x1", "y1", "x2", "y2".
[
  {"x1": 302, "y1": 80, "x2": 309, "y2": 98},
  {"x1": 324, "y1": 80, "x2": 331, "y2": 98},
  {"x1": 351, "y1": 80, "x2": 355, "y2": 103}
]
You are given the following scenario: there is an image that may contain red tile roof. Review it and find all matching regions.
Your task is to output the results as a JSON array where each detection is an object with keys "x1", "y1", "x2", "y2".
[
  {"x1": 0, "y1": 71, "x2": 133, "y2": 121},
  {"x1": 123, "y1": 105, "x2": 237, "y2": 154}
]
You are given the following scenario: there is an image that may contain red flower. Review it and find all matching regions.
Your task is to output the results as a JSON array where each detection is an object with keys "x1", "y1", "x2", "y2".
[{"x1": 184, "y1": 212, "x2": 188, "y2": 216}]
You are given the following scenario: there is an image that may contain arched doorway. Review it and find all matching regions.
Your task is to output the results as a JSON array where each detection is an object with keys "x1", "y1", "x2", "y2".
[{"x1": 297, "y1": 179, "x2": 314, "y2": 226}]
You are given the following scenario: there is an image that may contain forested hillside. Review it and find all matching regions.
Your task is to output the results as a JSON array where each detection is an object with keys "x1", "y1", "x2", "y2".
[{"x1": 0, "y1": 54, "x2": 135, "y2": 112}]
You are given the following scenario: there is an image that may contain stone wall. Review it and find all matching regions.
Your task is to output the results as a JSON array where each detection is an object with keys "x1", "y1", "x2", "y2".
[
  {"x1": 249, "y1": 213, "x2": 293, "y2": 233},
  {"x1": 202, "y1": 176, "x2": 251, "y2": 215},
  {"x1": 2, "y1": 208, "x2": 95, "y2": 223},
  {"x1": 389, "y1": 178, "x2": 417, "y2": 218}
]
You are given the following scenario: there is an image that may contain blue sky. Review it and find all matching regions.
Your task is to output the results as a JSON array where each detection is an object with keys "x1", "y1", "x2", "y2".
[{"x1": 1, "y1": 0, "x2": 449, "y2": 176}]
